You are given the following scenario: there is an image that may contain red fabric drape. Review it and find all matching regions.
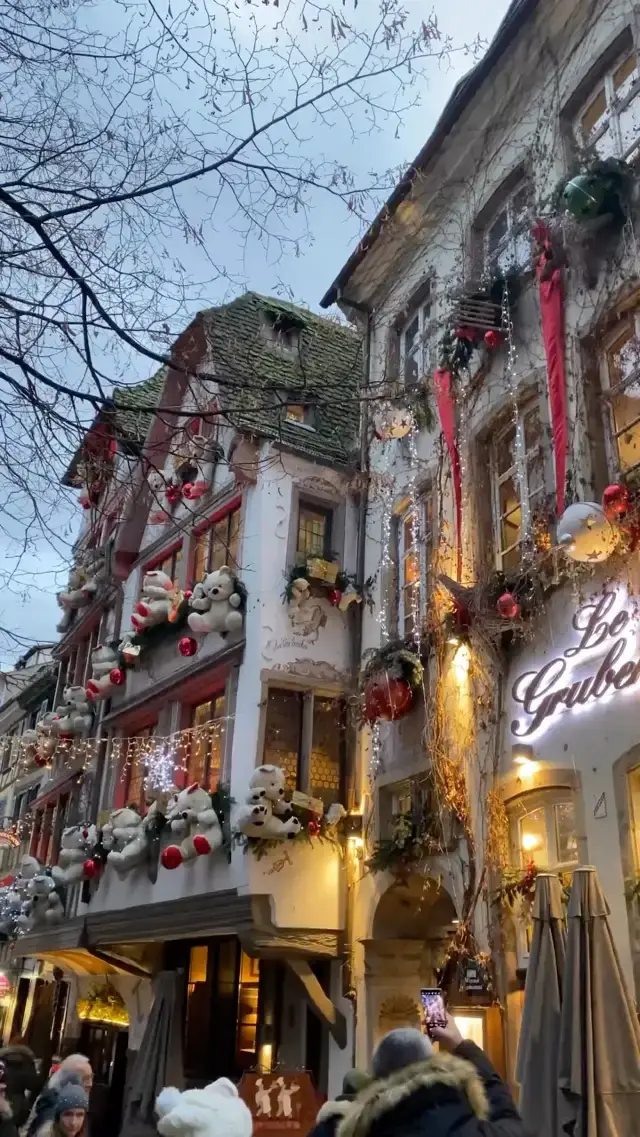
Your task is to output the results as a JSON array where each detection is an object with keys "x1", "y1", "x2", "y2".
[
  {"x1": 535, "y1": 224, "x2": 567, "y2": 517},
  {"x1": 433, "y1": 367, "x2": 462, "y2": 581}
]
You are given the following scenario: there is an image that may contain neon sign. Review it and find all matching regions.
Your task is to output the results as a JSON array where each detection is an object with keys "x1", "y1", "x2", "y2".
[{"x1": 511, "y1": 590, "x2": 640, "y2": 739}]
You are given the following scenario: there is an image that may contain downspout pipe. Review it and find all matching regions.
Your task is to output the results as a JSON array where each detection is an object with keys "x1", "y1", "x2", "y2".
[{"x1": 335, "y1": 292, "x2": 372, "y2": 1066}]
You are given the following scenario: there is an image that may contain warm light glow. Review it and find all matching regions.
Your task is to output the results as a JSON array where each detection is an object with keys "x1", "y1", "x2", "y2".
[
  {"x1": 452, "y1": 1014, "x2": 484, "y2": 1048},
  {"x1": 447, "y1": 633, "x2": 461, "y2": 646},
  {"x1": 516, "y1": 758, "x2": 539, "y2": 779},
  {"x1": 521, "y1": 831, "x2": 542, "y2": 852},
  {"x1": 259, "y1": 1043, "x2": 273, "y2": 1072},
  {"x1": 348, "y1": 835, "x2": 364, "y2": 861},
  {"x1": 452, "y1": 643, "x2": 470, "y2": 680}
]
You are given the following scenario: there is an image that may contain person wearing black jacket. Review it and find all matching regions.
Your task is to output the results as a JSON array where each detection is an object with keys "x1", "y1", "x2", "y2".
[
  {"x1": 0, "y1": 1060, "x2": 19, "y2": 1137},
  {"x1": 0, "y1": 1039, "x2": 41, "y2": 1128},
  {"x1": 333, "y1": 1015, "x2": 525, "y2": 1137}
]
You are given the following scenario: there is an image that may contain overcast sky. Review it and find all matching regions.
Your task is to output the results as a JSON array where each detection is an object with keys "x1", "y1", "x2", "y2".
[{"x1": 0, "y1": 0, "x2": 511, "y2": 670}]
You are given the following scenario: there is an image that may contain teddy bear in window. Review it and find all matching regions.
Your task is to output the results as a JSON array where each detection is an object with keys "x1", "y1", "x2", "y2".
[
  {"x1": 52, "y1": 687, "x2": 94, "y2": 737},
  {"x1": 105, "y1": 793, "x2": 173, "y2": 876},
  {"x1": 132, "y1": 570, "x2": 180, "y2": 632},
  {"x1": 235, "y1": 765, "x2": 301, "y2": 840},
  {"x1": 85, "y1": 643, "x2": 120, "y2": 702},
  {"x1": 161, "y1": 783, "x2": 223, "y2": 869},
  {"x1": 58, "y1": 824, "x2": 97, "y2": 884},
  {"x1": 187, "y1": 566, "x2": 245, "y2": 638}
]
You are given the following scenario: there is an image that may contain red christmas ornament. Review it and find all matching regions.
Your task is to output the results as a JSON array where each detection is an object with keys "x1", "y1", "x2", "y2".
[
  {"x1": 161, "y1": 845, "x2": 183, "y2": 870},
  {"x1": 307, "y1": 819, "x2": 321, "y2": 837},
  {"x1": 178, "y1": 636, "x2": 198, "y2": 658},
  {"x1": 484, "y1": 328, "x2": 504, "y2": 350},
  {"x1": 192, "y1": 834, "x2": 211, "y2": 856},
  {"x1": 82, "y1": 859, "x2": 98, "y2": 879},
  {"x1": 34, "y1": 755, "x2": 49, "y2": 768},
  {"x1": 184, "y1": 589, "x2": 193, "y2": 601},
  {"x1": 454, "y1": 326, "x2": 474, "y2": 341},
  {"x1": 602, "y1": 483, "x2": 630, "y2": 519},
  {"x1": 182, "y1": 483, "x2": 195, "y2": 500},
  {"x1": 165, "y1": 484, "x2": 182, "y2": 506},
  {"x1": 109, "y1": 668, "x2": 125, "y2": 686},
  {"x1": 328, "y1": 589, "x2": 342, "y2": 607},
  {"x1": 496, "y1": 591, "x2": 520, "y2": 620},
  {"x1": 364, "y1": 673, "x2": 413, "y2": 723}
]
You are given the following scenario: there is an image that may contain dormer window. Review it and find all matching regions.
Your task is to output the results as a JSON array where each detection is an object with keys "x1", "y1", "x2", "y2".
[
  {"x1": 284, "y1": 400, "x2": 315, "y2": 429},
  {"x1": 263, "y1": 311, "x2": 302, "y2": 354}
]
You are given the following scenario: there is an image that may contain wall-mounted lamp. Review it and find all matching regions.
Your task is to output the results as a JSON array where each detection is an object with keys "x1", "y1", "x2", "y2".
[
  {"x1": 512, "y1": 743, "x2": 534, "y2": 767},
  {"x1": 345, "y1": 812, "x2": 364, "y2": 860}
]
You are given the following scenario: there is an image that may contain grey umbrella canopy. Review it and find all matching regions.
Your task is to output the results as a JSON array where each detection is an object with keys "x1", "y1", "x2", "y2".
[
  {"x1": 558, "y1": 866, "x2": 640, "y2": 1136},
  {"x1": 121, "y1": 969, "x2": 185, "y2": 1137},
  {"x1": 516, "y1": 872, "x2": 567, "y2": 1137}
]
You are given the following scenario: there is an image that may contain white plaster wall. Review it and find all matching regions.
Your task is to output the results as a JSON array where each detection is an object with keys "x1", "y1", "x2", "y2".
[{"x1": 502, "y1": 574, "x2": 640, "y2": 988}]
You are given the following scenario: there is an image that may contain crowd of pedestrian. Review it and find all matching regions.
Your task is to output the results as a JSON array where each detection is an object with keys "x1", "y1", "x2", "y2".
[
  {"x1": 0, "y1": 1040, "x2": 91, "y2": 1137},
  {"x1": 152, "y1": 1013, "x2": 526, "y2": 1137}
]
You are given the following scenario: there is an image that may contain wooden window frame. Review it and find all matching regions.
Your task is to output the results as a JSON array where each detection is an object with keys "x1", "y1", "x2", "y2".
[
  {"x1": 399, "y1": 289, "x2": 433, "y2": 391},
  {"x1": 489, "y1": 396, "x2": 546, "y2": 572},
  {"x1": 574, "y1": 44, "x2": 640, "y2": 163},
  {"x1": 482, "y1": 179, "x2": 531, "y2": 278},
  {"x1": 262, "y1": 687, "x2": 346, "y2": 803},
  {"x1": 185, "y1": 693, "x2": 226, "y2": 792},
  {"x1": 396, "y1": 492, "x2": 434, "y2": 640},
  {"x1": 191, "y1": 503, "x2": 241, "y2": 582},
  {"x1": 296, "y1": 500, "x2": 333, "y2": 561},
  {"x1": 600, "y1": 309, "x2": 640, "y2": 477}
]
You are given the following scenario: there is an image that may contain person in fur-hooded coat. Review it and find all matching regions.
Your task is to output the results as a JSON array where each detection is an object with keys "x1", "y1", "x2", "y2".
[
  {"x1": 334, "y1": 1019, "x2": 524, "y2": 1137},
  {"x1": 312, "y1": 1070, "x2": 371, "y2": 1137},
  {"x1": 155, "y1": 1078, "x2": 252, "y2": 1137}
]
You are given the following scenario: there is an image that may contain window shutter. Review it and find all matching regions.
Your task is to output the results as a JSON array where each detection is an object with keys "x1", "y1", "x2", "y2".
[{"x1": 385, "y1": 325, "x2": 401, "y2": 391}]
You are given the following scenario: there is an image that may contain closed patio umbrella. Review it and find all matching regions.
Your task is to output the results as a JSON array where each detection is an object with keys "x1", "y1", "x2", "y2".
[
  {"x1": 558, "y1": 866, "x2": 640, "y2": 1136},
  {"x1": 121, "y1": 970, "x2": 185, "y2": 1137},
  {"x1": 515, "y1": 872, "x2": 567, "y2": 1136}
]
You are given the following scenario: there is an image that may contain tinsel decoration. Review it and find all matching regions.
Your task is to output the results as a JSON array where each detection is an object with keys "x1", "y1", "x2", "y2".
[{"x1": 485, "y1": 790, "x2": 510, "y2": 872}]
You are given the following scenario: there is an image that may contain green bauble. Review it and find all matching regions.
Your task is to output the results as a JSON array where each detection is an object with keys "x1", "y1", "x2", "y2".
[{"x1": 563, "y1": 174, "x2": 607, "y2": 220}]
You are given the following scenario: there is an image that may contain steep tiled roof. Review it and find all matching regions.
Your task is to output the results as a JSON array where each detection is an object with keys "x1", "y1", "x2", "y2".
[
  {"x1": 112, "y1": 368, "x2": 167, "y2": 443},
  {"x1": 201, "y1": 293, "x2": 363, "y2": 464}
]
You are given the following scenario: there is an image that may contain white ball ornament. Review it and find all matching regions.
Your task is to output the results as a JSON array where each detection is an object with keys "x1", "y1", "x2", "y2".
[
  {"x1": 374, "y1": 405, "x2": 414, "y2": 441},
  {"x1": 556, "y1": 501, "x2": 617, "y2": 563}
]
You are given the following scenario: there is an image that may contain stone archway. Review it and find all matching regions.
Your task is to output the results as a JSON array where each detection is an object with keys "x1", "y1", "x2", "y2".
[{"x1": 364, "y1": 873, "x2": 458, "y2": 1055}]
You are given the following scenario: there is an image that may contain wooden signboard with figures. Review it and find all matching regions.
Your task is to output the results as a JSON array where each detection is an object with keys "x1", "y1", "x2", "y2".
[{"x1": 238, "y1": 1072, "x2": 322, "y2": 1137}]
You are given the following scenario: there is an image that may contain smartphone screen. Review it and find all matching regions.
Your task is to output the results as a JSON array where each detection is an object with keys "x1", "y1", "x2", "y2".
[{"x1": 420, "y1": 988, "x2": 446, "y2": 1031}]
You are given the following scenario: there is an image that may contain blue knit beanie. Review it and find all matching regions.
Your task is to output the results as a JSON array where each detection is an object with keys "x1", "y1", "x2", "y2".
[{"x1": 54, "y1": 1081, "x2": 88, "y2": 1118}]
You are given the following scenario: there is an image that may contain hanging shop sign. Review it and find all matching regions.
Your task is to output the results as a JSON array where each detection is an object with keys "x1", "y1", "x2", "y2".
[
  {"x1": 238, "y1": 1071, "x2": 321, "y2": 1137},
  {"x1": 511, "y1": 590, "x2": 640, "y2": 739}
]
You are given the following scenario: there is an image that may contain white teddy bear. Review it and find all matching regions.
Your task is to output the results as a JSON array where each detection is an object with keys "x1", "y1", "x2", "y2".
[
  {"x1": 56, "y1": 564, "x2": 90, "y2": 632},
  {"x1": 148, "y1": 469, "x2": 170, "y2": 525},
  {"x1": 85, "y1": 644, "x2": 120, "y2": 702},
  {"x1": 235, "y1": 763, "x2": 303, "y2": 840},
  {"x1": 28, "y1": 868, "x2": 65, "y2": 927},
  {"x1": 155, "y1": 1078, "x2": 252, "y2": 1137},
  {"x1": 187, "y1": 566, "x2": 244, "y2": 637},
  {"x1": 58, "y1": 824, "x2": 97, "y2": 884},
  {"x1": 105, "y1": 794, "x2": 172, "y2": 876},
  {"x1": 161, "y1": 783, "x2": 223, "y2": 869},
  {"x1": 103, "y1": 806, "x2": 143, "y2": 863},
  {"x1": 132, "y1": 570, "x2": 178, "y2": 631},
  {"x1": 52, "y1": 687, "x2": 94, "y2": 737}
]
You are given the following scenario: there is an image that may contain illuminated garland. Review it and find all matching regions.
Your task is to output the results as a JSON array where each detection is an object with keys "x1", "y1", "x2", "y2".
[{"x1": 77, "y1": 982, "x2": 129, "y2": 1026}]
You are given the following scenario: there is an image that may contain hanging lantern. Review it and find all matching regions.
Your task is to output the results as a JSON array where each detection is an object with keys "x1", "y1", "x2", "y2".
[
  {"x1": 109, "y1": 668, "x2": 125, "y2": 686},
  {"x1": 484, "y1": 329, "x2": 504, "y2": 350},
  {"x1": 373, "y1": 405, "x2": 414, "y2": 441},
  {"x1": 82, "y1": 859, "x2": 98, "y2": 880},
  {"x1": 364, "y1": 673, "x2": 413, "y2": 723},
  {"x1": 602, "y1": 483, "x2": 630, "y2": 519},
  {"x1": 328, "y1": 589, "x2": 342, "y2": 607},
  {"x1": 496, "y1": 591, "x2": 520, "y2": 620},
  {"x1": 161, "y1": 845, "x2": 183, "y2": 871},
  {"x1": 178, "y1": 636, "x2": 198, "y2": 658}
]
